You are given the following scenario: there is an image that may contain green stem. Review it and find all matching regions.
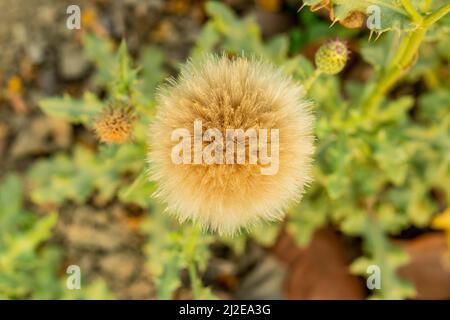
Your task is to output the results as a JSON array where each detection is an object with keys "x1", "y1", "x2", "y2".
[
  {"x1": 424, "y1": 3, "x2": 450, "y2": 26},
  {"x1": 363, "y1": 29, "x2": 426, "y2": 113},
  {"x1": 400, "y1": 27, "x2": 427, "y2": 67},
  {"x1": 401, "y1": 0, "x2": 423, "y2": 23},
  {"x1": 361, "y1": 3, "x2": 450, "y2": 114},
  {"x1": 304, "y1": 69, "x2": 322, "y2": 92},
  {"x1": 421, "y1": 0, "x2": 433, "y2": 12},
  {"x1": 390, "y1": 32, "x2": 412, "y2": 67},
  {"x1": 185, "y1": 227, "x2": 203, "y2": 299},
  {"x1": 188, "y1": 261, "x2": 202, "y2": 299},
  {"x1": 121, "y1": 168, "x2": 147, "y2": 199}
]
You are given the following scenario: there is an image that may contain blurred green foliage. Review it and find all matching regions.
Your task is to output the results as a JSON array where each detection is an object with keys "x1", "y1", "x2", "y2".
[
  {"x1": 0, "y1": 174, "x2": 112, "y2": 299},
  {"x1": 22, "y1": 0, "x2": 450, "y2": 300}
]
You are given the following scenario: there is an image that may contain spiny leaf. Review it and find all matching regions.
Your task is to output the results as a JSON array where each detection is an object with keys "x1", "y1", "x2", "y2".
[
  {"x1": 350, "y1": 217, "x2": 416, "y2": 299},
  {"x1": 39, "y1": 92, "x2": 104, "y2": 125},
  {"x1": 302, "y1": 0, "x2": 419, "y2": 32}
]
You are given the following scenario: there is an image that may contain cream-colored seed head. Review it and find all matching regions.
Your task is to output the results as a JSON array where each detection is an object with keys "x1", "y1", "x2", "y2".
[{"x1": 148, "y1": 55, "x2": 314, "y2": 235}]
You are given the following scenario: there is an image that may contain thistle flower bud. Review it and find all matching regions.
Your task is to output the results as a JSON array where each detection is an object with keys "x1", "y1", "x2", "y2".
[
  {"x1": 315, "y1": 39, "x2": 349, "y2": 75},
  {"x1": 94, "y1": 106, "x2": 136, "y2": 144}
]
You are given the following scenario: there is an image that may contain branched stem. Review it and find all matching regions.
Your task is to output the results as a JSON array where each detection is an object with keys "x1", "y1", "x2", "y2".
[
  {"x1": 424, "y1": 3, "x2": 450, "y2": 26},
  {"x1": 401, "y1": 0, "x2": 423, "y2": 23},
  {"x1": 361, "y1": 3, "x2": 450, "y2": 114}
]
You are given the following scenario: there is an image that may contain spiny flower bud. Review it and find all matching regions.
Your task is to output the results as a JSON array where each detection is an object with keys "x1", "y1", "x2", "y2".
[
  {"x1": 94, "y1": 106, "x2": 136, "y2": 144},
  {"x1": 315, "y1": 39, "x2": 349, "y2": 75},
  {"x1": 149, "y1": 55, "x2": 314, "y2": 235}
]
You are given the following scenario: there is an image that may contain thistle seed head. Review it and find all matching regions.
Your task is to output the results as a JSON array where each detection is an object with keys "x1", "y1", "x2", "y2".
[
  {"x1": 94, "y1": 106, "x2": 136, "y2": 144},
  {"x1": 148, "y1": 55, "x2": 315, "y2": 235}
]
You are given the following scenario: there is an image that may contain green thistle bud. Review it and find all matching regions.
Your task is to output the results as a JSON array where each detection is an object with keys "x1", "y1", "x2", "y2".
[{"x1": 315, "y1": 39, "x2": 349, "y2": 75}]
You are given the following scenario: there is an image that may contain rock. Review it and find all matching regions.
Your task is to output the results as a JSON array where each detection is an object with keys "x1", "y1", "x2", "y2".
[
  {"x1": 11, "y1": 115, "x2": 72, "y2": 158},
  {"x1": 99, "y1": 252, "x2": 138, "y2": 281},
  {"x1": 58, "y1": 43, "x2": 90, "y2": 80},
  {"x1": 37, "y1": 5, "x2": 56, "y2": 25},
  {"x1": 72, "y1": 206, "x2": 109, "y2": 226},
  {"x1": 27, "y1": 42, "x2": 46, "y2": 65},
  {"x1": 126, "y1": 280, "x2": 155, "y2": 299},
  {"x1": 273, "y1": 228, "x2": 365, "y2": 300},
  {"x1": 64, "y1": 223, "x2": 126, "y2": 251},
  {"x1": 234, "y1": 244, "x2": 287, "y2": 300},
  {"x1": 236, "y1": 255, "x2": 286, "y2": 299},
  {"x1": 57, "y1": 205, "x2": 134, "y2": 251},
  {"x1": 397, "y1": 234, "x2": 450, "y2": 299}
]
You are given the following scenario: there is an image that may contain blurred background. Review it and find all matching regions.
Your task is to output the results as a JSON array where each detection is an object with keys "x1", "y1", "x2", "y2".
[{"x1": 0, "y1": 0, "x2": 449, "y2": 300}]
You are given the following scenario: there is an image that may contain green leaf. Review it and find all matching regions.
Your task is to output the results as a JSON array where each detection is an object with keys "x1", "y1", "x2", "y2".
[
  {"x1": 83, "y1": 34, "x2": 115, "y2": 86},
  {"x1": 282, "y1": 55, "x2": 315, "y2": 82},
  {"x1": 138, "y1": 46, "x2": 168, "y2": 101},
  {"x1": 287, "y1": 196, "x2": 328, "y2": 246},
  {"x1": 418, "y1": 88, "x2": 450, "y2": 122},
  {"x1": 202, "y1": 1, "x2": 264, "y2": 55},
  {"x1": 39, "y1": 92, "x2": 104, "y2": 125},
  {"x1": 28, "y1": 143, "x2": 146, "y2": 206},
  {"x1": 191, "y1": 22, "x2": 221, "y2": 61},
  {"x1": 350, "y1": 217, "x2": 416, "y2": 299},
  {"x1": 331, "y1": 0, "x2": 416, "y2": 32},
  {"x1": 111, "y1": 40, "x2": 139, "y2": 101},
  {"x1": 0, "y1": 174, "x2": 24, "y2": 232},
  {"x1": 251, "y1": 222, "x2": 281, "y2": 247},
  {"x1": 263, "y1": 35, "x2": 289, "y2": 64}
]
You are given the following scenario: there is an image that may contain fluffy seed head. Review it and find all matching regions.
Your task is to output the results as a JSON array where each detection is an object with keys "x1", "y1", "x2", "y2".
[
  {"x1": 148, "y1": 55, "x2": 314, "y2": 235},
  {"x1": 94, "y1": 106, "x2": 136, "y2": 144},
  {"x1": 315, "y1": 39, "x2": 348, "y2": 75}
]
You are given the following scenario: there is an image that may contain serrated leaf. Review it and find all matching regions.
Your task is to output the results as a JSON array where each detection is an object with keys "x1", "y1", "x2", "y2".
[
  {"x1": 39, "y1": 92, "x2": 104, "y2": 125},
  {"x1": 82, "y1": 34, "x2": 115, "y2": 85},
  {"x1": 331, "y1": 0, "x2": 416, "y2": 32},
  {"x1": 354, "y1": 217, "x2": 416, "y2": 299}
]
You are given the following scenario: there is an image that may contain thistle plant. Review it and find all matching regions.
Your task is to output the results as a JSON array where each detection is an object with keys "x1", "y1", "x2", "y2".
[
  {"x1": 359, "y1": 1, "x2": 450, "y2": 113},
  {"x1": 26, "y1": 0, "x2": 450, "y2": 300},
  {"x1": 0, "y1": 175, "x2": 112, "y2": 299}
]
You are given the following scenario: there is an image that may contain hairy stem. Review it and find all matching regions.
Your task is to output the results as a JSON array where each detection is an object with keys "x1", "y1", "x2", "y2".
[{"x1": 361, "y1": 4, "x2": 450, "y2": 114}]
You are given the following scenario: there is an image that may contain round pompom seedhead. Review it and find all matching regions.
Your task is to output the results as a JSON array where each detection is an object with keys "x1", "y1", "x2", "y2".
[{"x1": 148, "y1": 55, "x2": 315, "y2": 235}]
